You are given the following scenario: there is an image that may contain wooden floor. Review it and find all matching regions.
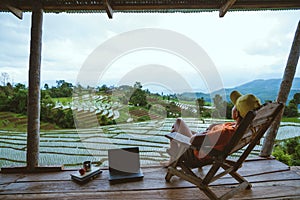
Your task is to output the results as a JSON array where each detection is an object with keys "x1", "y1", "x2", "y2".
[{"x1": 1, "y1": 158, "x2": 300, "y2": 200}]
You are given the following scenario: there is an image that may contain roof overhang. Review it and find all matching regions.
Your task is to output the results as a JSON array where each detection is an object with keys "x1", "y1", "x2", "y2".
[{"x1": 0, "y1": 0, "x2": 300, "y2": 19}]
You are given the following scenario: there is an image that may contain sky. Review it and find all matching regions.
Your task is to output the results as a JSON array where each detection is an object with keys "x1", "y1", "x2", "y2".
[{"x1": 0, "y1": 10, "x2": 299, "y2": 94}]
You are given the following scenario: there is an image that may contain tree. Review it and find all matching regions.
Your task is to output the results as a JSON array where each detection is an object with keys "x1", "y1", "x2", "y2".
[
  {"x1": 1, "y1": 83, "x2": 28, "y2": 114},
  {"x1": 0, "y1": 86, "x2": 10, "y2": 111},
  {"x1": 98, "y1": 84, "x2": 109, "y2": 93},
  {"x1": 60, "y1": 81, "x2": 73, "y2": 97},
  {"x1": 133, "y1": 82, "x2": 142, "y2": 89},
  {"x1": 273, "y1": 137, "x2": 300, "y2": 166},
  {"x1": 44, "y1": 83, "x2": 49, "y2": 90},
  {"x1": 166, "y1": 101, "x2": 181, "y2": 118},
  {"x1": 10, "y1": 87, "x2": 27, "y2": 114},
  {"x1": 129, "y1": 82, "x2": 148, "y2": 107},
  {"x1": 1, "y1": 72, "x2": 10, "y2": 86},
  {"x1": 48, "y1": 80, "x2": 73, "y2": 98},
  {"x1": 40, "y1": 92, "x2": 55, "y2": 123},
  {"x1": 129, "y1": 88, "x2": 147, "y2": 107},
  {"x1": 283, "y1": 99, "x2": 298, "y2": 117},
  {"x1": 294, "y1": 93, "x2": 300, "y2": 105},
  {"x1": 226, "y1": 102, "x2": 234, "y2": 119},
  {"x1": 196, "y1": 97, "x2": 205, "y2": 117},
  {"x1": 212, "y1": 94, "x2": 226, "y2": 118}
]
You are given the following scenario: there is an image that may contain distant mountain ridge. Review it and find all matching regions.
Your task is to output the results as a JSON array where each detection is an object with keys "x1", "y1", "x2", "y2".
[{"x1": 179, "y1": 78, "x2": 300, "y2": 103}]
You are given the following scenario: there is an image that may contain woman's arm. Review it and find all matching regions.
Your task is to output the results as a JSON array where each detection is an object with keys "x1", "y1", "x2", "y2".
[
  {"x1": 206, "y1": 123, "x2": 221, "y2": 131},
  {"x1": 190, "y1": 131, "x2": 207, "y2": 146}
]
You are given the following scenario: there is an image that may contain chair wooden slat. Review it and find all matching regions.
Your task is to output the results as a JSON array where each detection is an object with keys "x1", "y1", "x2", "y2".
[{"x1": 165, "y1": 102, "x2": 284, "y2": 200}]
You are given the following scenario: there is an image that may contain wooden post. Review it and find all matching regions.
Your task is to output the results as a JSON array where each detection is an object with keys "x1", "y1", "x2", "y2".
[
  {"x1": 260, "y1": 20, "x2": 300, "y2": 157},
  {"x1": 26, "y1": 1, "x2": 43, "y2": 171},
  {"x1": 1, "y1": 1, "x2": 62, "y2": 174}
]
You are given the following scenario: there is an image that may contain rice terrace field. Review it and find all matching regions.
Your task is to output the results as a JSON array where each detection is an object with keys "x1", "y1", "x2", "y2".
[{"x1": 0, "y1": 116, "x2": 299, "y2": 169}]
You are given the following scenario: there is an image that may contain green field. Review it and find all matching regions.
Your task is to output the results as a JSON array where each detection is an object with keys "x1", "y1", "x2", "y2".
[
  {"x1": 281, "y1": 117, "x2": 300, "y2": 123},
  {"x1": 0, "y1": 110, "x2": 298, "y2": 132},
  {"x1": 0, "y1": 112, "x2": 59, "y2": 131},
  {"x1": 0, "y1": 115, "x2": 299, "y2": 169}
]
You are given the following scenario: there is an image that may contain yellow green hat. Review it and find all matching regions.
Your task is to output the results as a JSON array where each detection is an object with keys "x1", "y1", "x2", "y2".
[{"x1": 230, "y1": 90, "x2": 262, "y2": 118}]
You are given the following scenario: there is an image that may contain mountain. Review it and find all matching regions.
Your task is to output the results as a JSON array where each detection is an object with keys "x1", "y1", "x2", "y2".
[
  {"x1": 179, "y1": 78, "x2": 300, "y2": 103},
  {"x1": 227, "y1": 78, "x2": 300, "y2": 102}
]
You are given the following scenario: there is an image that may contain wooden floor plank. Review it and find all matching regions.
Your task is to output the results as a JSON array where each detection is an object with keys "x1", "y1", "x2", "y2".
[
  {"x1": 1, "y1": 159, "x2": 299, "y2": 200},
  {"x1": 1, "y1": 165, "x2": 295, "y2": 195},
  {"x1": 0, "y1": 159, "x2": 289, "y2": 183},
  {"x1": 1, "y1": 171, "x2": 299, "y2": 195},
  {"x1": 1, "y1": 180, "x2": 300, "y2": 200},
  {"x1": 237, "y1": 159, "x2": 290, "y2": 176}
]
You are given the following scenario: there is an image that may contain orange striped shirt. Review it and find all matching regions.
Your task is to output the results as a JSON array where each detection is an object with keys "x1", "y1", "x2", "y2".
[{"x1": 193, "y1": 122, "x2": 237, "y2": 160}]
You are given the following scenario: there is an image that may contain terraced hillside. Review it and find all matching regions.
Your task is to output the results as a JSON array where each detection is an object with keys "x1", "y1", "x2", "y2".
[
  {"x1": 0, "y1": 113, "x2": 299, "y2": 169},
  {"x1": 0, "y1": 112, "x2": 57, "y2": 131},
  {"x1": 0, "y1": 118, "x2": 213, "y2": 168}
]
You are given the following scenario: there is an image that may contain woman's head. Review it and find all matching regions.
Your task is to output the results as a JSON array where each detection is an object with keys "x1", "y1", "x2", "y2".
[{"x1": 230, "y1": 90, "x2": 262, "y2": 118}]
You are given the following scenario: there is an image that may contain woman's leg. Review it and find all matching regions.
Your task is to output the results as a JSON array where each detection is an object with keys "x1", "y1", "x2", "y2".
[
  {"x1": 163, "y1": 118, "x2": 194, "y2": 167},
  {"x1": 171, "y1": 118, "x2": 194, "y2": 137}
]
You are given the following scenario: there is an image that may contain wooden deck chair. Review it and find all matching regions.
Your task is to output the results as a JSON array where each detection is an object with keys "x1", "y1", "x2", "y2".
[{"x1": 165, "y1": 102, "x2": 284, "y2": 200}]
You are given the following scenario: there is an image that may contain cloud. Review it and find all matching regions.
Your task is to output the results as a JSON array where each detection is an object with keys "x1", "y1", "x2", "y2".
[
  {"x1": 0, "y1": 13, "x2": 30, "y2": 72},
  {"x1": 243, "y1": 13, "x2": 297, "y2": 57},
  {"x1": 0, "y1": 10, "x2": 299, "y2": 90}
]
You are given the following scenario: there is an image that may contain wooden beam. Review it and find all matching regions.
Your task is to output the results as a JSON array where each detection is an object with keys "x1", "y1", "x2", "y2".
[
  {"x1": 260, "y1": 20, "x2": 300, "y2": 157},
  {"x1": 219, "y1": 0, "x2": 238, "y2": 17},
  {"x1": 0, "y1": 1, "x2": 299, "y2": 13},
  {"x1": 6, "y1": 4, "x2": 23, "y2": 19},
  {"x1": 26, "y1": 1, "x2": 43, "y2": 172},
  {"x1": 105, "y1": 0, "x2": 113, "y2": 19}
]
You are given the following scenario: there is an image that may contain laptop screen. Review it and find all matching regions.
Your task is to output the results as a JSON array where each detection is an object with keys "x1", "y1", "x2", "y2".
[{"x1": 108, "y1": 147, "x2": 141, "y2": 174}]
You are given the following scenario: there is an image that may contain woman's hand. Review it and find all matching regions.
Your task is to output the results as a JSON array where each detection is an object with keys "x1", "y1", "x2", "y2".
[{"x1": 171, "y1": 125, "x2": 175, "y2": 132}]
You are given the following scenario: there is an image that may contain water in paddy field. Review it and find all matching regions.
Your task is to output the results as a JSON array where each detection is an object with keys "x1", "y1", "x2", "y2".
[{"x1": 0, "y1": 119, "x2": 299, "y2": 169}]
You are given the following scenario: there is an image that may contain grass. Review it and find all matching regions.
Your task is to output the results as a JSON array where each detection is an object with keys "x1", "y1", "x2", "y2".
[
  {"x1": 281, "y1": 117, "x2": 300, "y2": 123},
  {"x1": 52, "y1": 97, "x2": 71, "y2": 105}
]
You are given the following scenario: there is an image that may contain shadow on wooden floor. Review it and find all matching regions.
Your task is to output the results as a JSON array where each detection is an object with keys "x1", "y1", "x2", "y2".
[{"x1": 1, "y1": 158, "x2": 300, "y2": 200}]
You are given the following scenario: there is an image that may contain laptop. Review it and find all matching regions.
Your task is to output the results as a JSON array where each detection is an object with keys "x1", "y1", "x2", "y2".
[{"x1": 108, "y1": 147, "x2": 144, "y2": 184}]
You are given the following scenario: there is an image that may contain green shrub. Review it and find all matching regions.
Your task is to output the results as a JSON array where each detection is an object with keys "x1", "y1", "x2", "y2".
[
  {"x1": 273, "y1": 147, "x2": 292, "y2": 166},
  {"x1": 272, "y1": 137, "x2": 300, "y2": 166}
]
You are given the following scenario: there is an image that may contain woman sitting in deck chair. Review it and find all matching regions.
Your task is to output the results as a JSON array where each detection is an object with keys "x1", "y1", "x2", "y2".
[{"x1": 165, "y1": 90, "x2": 262, "y2": 167}]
